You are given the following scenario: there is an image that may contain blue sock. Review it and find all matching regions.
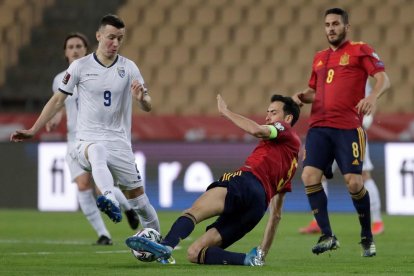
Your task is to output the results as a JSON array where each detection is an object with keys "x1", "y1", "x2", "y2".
[
  {"x1": 351, "y1": 187, "x2": 373, "y2": 240},
  {"x1": 198, "y1": 246, "x2": 245, "y2": 265},
  {"x1": 306, "y1": 183, "x2": 333, "y2": 236},
  {"x1": 161, "y1": 213, "x2": 196, "y2": 249}
]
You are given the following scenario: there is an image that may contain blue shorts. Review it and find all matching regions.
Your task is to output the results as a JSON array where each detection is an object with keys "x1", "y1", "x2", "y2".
[
  {"x1": 206, "y1": 171, "x2": 267, "y2": 249},
  {"x1": 303, "y1": 127, "x2": 366, "y2": 176}
]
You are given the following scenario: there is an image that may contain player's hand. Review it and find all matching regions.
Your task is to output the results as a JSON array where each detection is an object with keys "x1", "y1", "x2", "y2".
[
  {"x1": 131, "y1": 79, "x2": 147, "y2": 101},
  {"x1": 10, "y1": 129, "x2": 35, "y2": 142},
  {"x1": 291, "y1": 92, "x2": 304, "y2": 107},
  {"x1": 248, "y1": 246, "x2": 265, "y2": 266},
  {"x1": 356, "y1": 94, "x2": 377, "y2": 115},
  {"x1": 217, "y1": 94, "x2": 228, "y2": 115}
]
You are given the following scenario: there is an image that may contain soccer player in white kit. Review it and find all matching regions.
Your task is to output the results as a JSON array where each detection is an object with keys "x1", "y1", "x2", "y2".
[
  {"x1": 299, "y1": 81, "x2": 384, "y2": 235},
  {"x1": 46, "y1": 32, "x2": 140, "y2": 245},
  {"x1": 11, "y1": 14, "x2": 160, "y2": 232}
]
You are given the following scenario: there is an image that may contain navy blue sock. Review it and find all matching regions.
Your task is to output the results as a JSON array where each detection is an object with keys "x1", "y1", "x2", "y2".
[
  {"x1": 351, "y1": 187, "x2": 373, "y2": 239},
  {"x1": 161, "y1": 213, "x2": 196, "y2": 249},
  {"x1": 306, "y1": 183, "x2": 332, "y2": 236},
  {"x1": 198, "y1": 247, "x2": 245, "y2": 265}
]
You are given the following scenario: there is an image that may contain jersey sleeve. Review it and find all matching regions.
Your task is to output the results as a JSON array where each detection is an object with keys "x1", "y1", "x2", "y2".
[
  {"x1": 307, "y1": 54, "x2": 319, "y2": 90},
  {"x1": 52, "y1": 74, "x2": 61, "y2": 94},
  {"x1": 360, "y1": 43, "x2": 385, "y2": 76},
  {"x1": 270, "y1": 121, "x2": 292, "y2": 142},
  {"x1": 58, "y1": 60, "x2": 80, "y2": 95},
  {"x1": 129, "y1": 60, "x2": 145, "y2": 85}
]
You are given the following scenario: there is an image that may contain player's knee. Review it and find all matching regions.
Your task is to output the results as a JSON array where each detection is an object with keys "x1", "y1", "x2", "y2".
[
  {"x1": 187, "y1": 244, "x2": 201, "y2": 263},
  {"x1": 301, "y1": 170, "x2": 318, "y2": 185},
  {"x1": 345, "y1": 174, "x2": 363, "y2": 193}
]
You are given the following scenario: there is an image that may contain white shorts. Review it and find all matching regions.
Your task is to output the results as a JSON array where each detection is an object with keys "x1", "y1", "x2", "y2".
[
  {"x1": 75, "y1": 140, "x2": 142, "y2": 190},
  {"x1": 331, "y1": 141, "x2": 374, "y2": 173},
  {"x1": 66, "y1": 141, "x2": 88, "y2": 181}
]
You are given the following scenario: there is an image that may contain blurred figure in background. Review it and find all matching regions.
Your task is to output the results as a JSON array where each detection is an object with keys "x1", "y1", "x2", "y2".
[
  {"x1": 46, "y1": 32, "x2": 140, "y2": 245},
  {"x1": 299, "y1": 81, "x2": 384, "y2": 236}
]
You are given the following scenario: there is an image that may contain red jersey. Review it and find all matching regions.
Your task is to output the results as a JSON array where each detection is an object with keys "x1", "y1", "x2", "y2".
[
  {"x1": 240, "y1": 121, "x2": 301, "y2": 204},
  {"x1": 308, "y1": 41, "x2": 385, "y2": 129}
]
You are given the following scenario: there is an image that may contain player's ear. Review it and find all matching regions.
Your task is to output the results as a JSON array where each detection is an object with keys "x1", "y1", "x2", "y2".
[
  {"x1": 96, "y1": 31, "x2": 101, "y2": 42},
  {"x1": 284, "y1": 114, "x2": 293, "y2": 125}
]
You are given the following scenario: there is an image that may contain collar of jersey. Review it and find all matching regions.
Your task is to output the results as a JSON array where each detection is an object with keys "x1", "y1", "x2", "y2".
[{"x1": 93, "y1": 52, "x2": 119, "y2": 68}]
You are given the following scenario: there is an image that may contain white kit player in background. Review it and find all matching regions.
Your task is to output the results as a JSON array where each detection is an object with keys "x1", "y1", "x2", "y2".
[
  {"x1": 46, "y1": 32, "x2": 140, "y2": 246},
  {"x1": 299, "y1": 80, "x2": 385, "y2": 235},
  {"x1": 10, "y1": 14, "x2": 160, "y2": 233}
]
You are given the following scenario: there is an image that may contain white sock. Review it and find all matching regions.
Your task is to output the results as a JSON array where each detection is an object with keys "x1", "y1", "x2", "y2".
[
  {"x1": 78, "y1": 189, "x2": 111, "y2": 238},
  {"x1": 128, "y1": 194, "x2": 160, "y2": 232},
  {"x1": 322, "y1": 179, "x2": 329, "y2": 197},
  {"x1": 87, "y1": 143, "x2": 119, "y2": 206},
  {"x1": 364, "y1": 178, "x2": 382, "y2": 222},
  {"x1": 113, "y1": 187, "x2": 132, "y2": 211}
]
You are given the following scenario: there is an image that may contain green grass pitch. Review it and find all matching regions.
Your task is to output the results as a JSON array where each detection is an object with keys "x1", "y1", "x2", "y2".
[{"x1": 0, "y1": 210, "x2": 412, "y2": 275}]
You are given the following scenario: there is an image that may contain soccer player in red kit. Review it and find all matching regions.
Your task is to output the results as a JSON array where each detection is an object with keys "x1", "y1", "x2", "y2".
[
  {"x1": 126, "y1": 94, "x2": 301, "y2": 266},
  {"x1": 292, "y1": 8, "x2": 390, "y2": 257}
]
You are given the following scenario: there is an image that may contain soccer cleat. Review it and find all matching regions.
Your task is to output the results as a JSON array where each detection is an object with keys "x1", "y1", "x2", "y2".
[
  {"x1": 125, "y1": 236, "x2": 172, "y2": 260},
  {"x1": 244, "y1": 247, "x2": 265, "y2": 266},
  {"x1": 299, "y1": 220, "x2": 321, "y2": 234},
  {"x1": 372, "y1": 221, "x2": 384, "y2": 235},
  {"x1": 312, "y1": 235, "x2": 340, "y2": 255},
  {"x1": 124, "y1": 209, "x2": 139, "y2": 230},
  {"x1": 157, "y1": 256, "x2": 176, "y2": 264},
  {"x1": 95, "y1": 235, "x2": 113, "y2": 245},
  {"x1": 96, "y1": 195, "x2": 122, "y2": 223},
  {"x1": 360, "y1": 238, "x2": 376, "y2": 257}
]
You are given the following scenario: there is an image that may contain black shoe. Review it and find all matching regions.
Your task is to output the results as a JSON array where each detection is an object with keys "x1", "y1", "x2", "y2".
[
  {"x1": 95, "y1": 235, "x2": 113, "y2": 245},
  {"x1": 312, "y1": 234, "x2": 340, "y2": 255},
  {"x1": 125, "y1": 209, "x2": 140, "y2": 230},
  {"x1": 360, "y1": 237, "x2": 376, "y2": 257}
]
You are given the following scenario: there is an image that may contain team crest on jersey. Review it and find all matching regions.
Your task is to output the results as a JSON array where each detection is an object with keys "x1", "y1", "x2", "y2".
[
  {"x1": 62, "y1": 72, "x2": 71, "y2": 84},
  {"x1": 117, "y1": 67, "x2": 125, "y2": 78},
  {"x1": 274, "y1": 122, "x2": 285, "y2": 131},
  {"x1": 339, "y1": 53, "x2": 349, "y2": 65}
]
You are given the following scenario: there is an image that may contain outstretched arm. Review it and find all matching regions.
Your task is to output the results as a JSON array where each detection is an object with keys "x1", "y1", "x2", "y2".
[
  {"x1": 260, "y1": 192, "x2": 286, "y2": 257},
  {"x1": 217, "y1": 94, "x2": 271, "y2": 139},
  {"x1": 10, "y1": 92, "x2": 68, "y2": 142}
]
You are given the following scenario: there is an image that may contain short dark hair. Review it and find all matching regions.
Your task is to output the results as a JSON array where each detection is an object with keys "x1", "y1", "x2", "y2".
[
  {"x1": 324, "y1": 8, "x2": 349, "y2": 25},
  {"x1": 270, "y1": 94, "x2": 300, "y2": 126},
  {"x1": 99, "y1": 14, "x2": 125, "y2": 29},
  {"x1": 63, "y1": 32, "x2": 89, "y2": 50}
]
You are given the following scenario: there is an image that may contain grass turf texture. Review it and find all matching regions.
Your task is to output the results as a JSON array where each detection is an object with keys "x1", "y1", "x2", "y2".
[{"x1": 0, "y1": 210, "x2": 412, "y2": 275}]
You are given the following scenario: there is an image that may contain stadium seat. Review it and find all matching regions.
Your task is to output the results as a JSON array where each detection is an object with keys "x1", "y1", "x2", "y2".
[
  {"x1": 182, "y1": 26, "x2": 204, "y2": 46},
  {"x1": 232, "y1": 67, "x2": 253, "y2": 86},
  {"x1": 194, "y1": 46, "x2": 218, "y2": 66},
  {"x1": 155, "y1": 25, "x2": 178, "y2": 46},
  {"x1": 169, "y1": 6, "x2": 191, "y2": 27},
  {"x1": 246, "y1": 6, "x2": 269, "y2": 26},
  {"x1": 220, "y1": 47, "x2": 242, "y2": 66},
  {"x1": 220, "y1": 5, "x2": 242, "y2": 27},
  {"x1": 206, "y1": 26, "x2": 230, "y2": 47},
  {"x1": 233, "y1": 25, "x2": 255, "y2": 46},
  {"x1": 169, "y1": 46, "x2": 191, "y2": 67},
  {"x1": 194, "y1": 6, "x2": 217, "y2": 27},
  {"x1": 181, "y1": 65, "x2": 204, "y2": 86},
  {"x1": 143, "y1": 46, "x2": 166, "y2": 66},
  {"x1": 129, "y1": 25, "x2": 154, "y2": 47},
  {"x1": 207, "y1": 65, "x2": 229, "y2": 86},
  {"x1": 245, "y1": 46, "x2": 268, "y2": 66}
]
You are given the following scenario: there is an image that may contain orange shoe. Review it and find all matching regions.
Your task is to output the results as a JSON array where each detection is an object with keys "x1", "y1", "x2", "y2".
[
  {"x1": 372, "y1": 221, "x2": 384, "y2": 235},
  {"x1": 299, "y1": 220, "x2": 321, "y2": 234}
]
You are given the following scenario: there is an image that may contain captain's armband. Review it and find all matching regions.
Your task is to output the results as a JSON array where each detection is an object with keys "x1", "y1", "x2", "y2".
[{"x1": 266, "y1": 125, "x2": 278, "y2": 139}]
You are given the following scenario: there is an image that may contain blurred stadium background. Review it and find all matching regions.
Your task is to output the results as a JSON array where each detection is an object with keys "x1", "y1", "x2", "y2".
[{"x1": 0, "y1": 0, "x2": 413, "y2": 213}]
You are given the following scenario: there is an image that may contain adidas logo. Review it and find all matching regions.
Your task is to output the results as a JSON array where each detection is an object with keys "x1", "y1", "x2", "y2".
[{"x1": 352, "y1": 159, "x2": 360, "y2": 165}]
